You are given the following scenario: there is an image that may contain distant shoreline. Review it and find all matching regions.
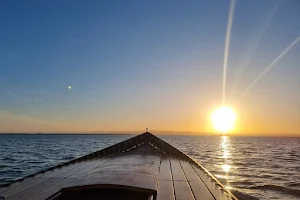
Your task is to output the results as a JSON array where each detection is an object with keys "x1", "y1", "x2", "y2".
[{"x1": 0, "y1": 132, "x2": 299, "y2": 137}]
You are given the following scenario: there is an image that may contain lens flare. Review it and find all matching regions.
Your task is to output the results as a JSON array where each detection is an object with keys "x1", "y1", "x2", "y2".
[
  {"x1": 222, "y1": 0, "x2": 236, "y2": 104},
  {"x1": 240, "y1": 36, "x2": 300, "y2": 98}
]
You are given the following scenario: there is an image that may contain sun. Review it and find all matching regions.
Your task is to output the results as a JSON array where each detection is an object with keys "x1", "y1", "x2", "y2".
[{"x1": 211, "y1": 105, "x2": 236, "y2": 133}]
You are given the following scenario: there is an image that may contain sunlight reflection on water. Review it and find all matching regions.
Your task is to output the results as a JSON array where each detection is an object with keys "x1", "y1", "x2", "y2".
[
  {"x1": 1, "y1": 134, "x2": 300, "y2": 200},
  {"x1": 220, "y1": 136, "x2": 231, "y2": 188},
  {"x1": 159, "y1": 135, "x2": 300, "y2": 200},
  {"x1": 221, "y1": 164, "x2": 231, "y2": 172}
]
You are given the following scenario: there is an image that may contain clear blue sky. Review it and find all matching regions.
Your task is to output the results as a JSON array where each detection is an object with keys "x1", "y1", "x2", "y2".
[{"x1": 0, "y1": 0, "x2": 299, "y2": 134}]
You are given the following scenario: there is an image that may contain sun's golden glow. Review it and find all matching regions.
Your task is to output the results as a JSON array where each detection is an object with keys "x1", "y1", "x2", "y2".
[{"x1": 211, "y1": 105, "x2": 236, "y2": 132}]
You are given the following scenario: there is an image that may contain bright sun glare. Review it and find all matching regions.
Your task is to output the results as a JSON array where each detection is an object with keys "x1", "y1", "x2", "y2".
[{"x1": 211, "y1": 105, "x2": 236, "y2": 133}]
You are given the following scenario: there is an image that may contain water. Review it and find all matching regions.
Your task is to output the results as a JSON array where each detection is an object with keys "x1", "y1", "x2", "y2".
[
  {"x1": 0, "y1": 134, "x2": 132, "y2": 184},
  {"x1": 160, "y1": 135, "x2": 300, "y2": 200},
  {"x1": 0, "y1": 134, "x2": 300, "y2": 200}
]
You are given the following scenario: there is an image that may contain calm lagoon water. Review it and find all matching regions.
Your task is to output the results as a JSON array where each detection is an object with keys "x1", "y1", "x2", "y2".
[{"x1": 0, "y1": 134, "x2": 299, "y2": 200}]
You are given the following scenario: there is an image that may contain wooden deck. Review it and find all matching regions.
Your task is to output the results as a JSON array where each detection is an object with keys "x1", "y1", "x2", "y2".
[{"x1": 0, "y1": 132, "x2": 237, "y2": 200}]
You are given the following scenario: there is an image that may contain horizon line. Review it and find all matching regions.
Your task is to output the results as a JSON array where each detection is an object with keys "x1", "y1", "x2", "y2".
[{"x1": 0, "y1": 131, "x2": 299, "y2": 137}]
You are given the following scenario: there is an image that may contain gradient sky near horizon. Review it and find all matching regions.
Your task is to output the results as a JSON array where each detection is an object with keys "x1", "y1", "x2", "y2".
[{"x1": 0, "y1": 0, "x2": 299, "y2": 135}]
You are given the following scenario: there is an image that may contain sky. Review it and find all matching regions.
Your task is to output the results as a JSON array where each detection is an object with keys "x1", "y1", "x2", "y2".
[{"x1": 0, "y1": 0, "x2": 299, "y2": 135}]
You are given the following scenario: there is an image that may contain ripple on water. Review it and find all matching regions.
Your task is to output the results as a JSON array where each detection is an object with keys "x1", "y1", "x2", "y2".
[
  {"x1": 1, "y1": 134, "x2": 300, "y2": 200},
  {"x1": 232, "y1": 189, "x2": 260, "y2": 200},
  {"x1": 248, "y1": 184, "x2": 300, "y2": 198}
]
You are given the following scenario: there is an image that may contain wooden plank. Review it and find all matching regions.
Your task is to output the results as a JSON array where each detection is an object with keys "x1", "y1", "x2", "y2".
[
  {"x1": 1, "y1": 139, "x2": 164, "y2": 200},
  {"x1": 27, "y1": 173, "x2": 158, "y2": 200},
  {"x1": 21, "y1": 160, "x2": 108, "y2": 200},
  {"x1": 191, "y1": 164, "x2": 212, "y2": 182},
  {"x1": 173, "y1": 181, "x2": 195, "y2": 200},
  {"x1": 0, "y1": 170, "x2": 60, "y2": 194},
  {"x1": 2, "y1": 143, "x2": 160, "y2": 199},
  {"x1": 191, "y1": 164, "x2": 230, "y2": 200},
  {"x1": 22, "y1": 151, "x2": 160, "y2": 200},
  {"x1": 198, "y1": 180, "x2": 230, "y2": 200},
  {"x1": 0, "y1": 161, "x2": 84, "y2": 194},
  {"x1": 0, "y1": 165, "x2": 74, "y2": 194},
  {"x1": 4, "y1": 159, "x2": 104, "y2": 199},
  {"x1": 157, "y1": 180, "x2": 175, "y2": 200},
  {"x1": 0, "y1": 186, "x2": 9, "y2": 194},
  {"x1": 180, "y1": 161, "x2": 214, "y2": 200},
  {"x1": 0, "y1": 177, "x2": 41, "y2": 194},
  {"x1": 68, "y1": 158, "x2": 109, "y2": 179},
  {"x1": 91, "y1": 150, "x2": 161, "y2": 177},
  {"x1": 170, "y1": 158, "x2": 185, "y2": 181},
  {"x1": 159, "y1": 157, "x2": 172, "y2": 181},
  {"x1": 180, "y1": 161, "x2": 202, "y2": 181},
  {"x1": 189, "y1": 181, "x2": 215, "y2": 200},
  {"x1": 1, "y1": 160, "x2": 97, "y2": 199},
  {"x1": 45, "y1": 160, "x2": 96, "y2": 178},
  {"x1": 0, "y1": 177, "x2": 49, "y2": 198},
  {"x1": 26, "y1": 178, "x2": 78, "y2": 200},
  {"x1": 6, "y1": 178, "x2": 64, "y2": 200},
  {"x1": 39, "y1": 162, "x2": 84, "y2": 178},
  {"x1": 70, "y1": 172, "x2": 158, "y2": 192}
]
